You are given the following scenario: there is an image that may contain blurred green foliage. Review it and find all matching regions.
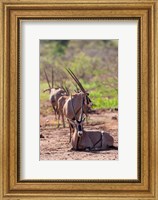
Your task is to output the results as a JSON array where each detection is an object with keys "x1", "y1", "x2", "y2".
[{"x1": 40, "y1": 40, "x2": 118, "y2": 109}]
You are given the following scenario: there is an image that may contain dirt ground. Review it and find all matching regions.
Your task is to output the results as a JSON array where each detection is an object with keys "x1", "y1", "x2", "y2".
[{"x1": 40, "y1": 105, "x2": 118, "y2": 160}]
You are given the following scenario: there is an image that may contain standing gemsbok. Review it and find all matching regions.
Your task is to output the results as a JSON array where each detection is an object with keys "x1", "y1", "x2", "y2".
[
  {"x1": 63, "y1": 68, "x2": 93, "y2": 141},
  {"x1": 43, "y1": 69, "x2": 68, "y2": 121},
  {"x1": 69, "y1": 101, "x2": 115, "y2": 151},
  {"x1": 57, "y1": 88, "x2": 70, "y2": 128}
]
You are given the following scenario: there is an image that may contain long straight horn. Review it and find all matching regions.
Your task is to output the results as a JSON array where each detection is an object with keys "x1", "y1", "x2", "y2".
[
  {"x1": 51, "y1": 69, "x2": 54, "y2": 88},
  {"x1": 61, "y1": 85, "x2": 66, "y2": 92},
  {"x1": 66, "y1": 68, "x2": 80, "y2": 87},
  {"x1": 44, "y1": 69, "x2": 51, "y2": 89},
  {"x1": 66, "y1": 68, "x2": 86, "y2": 93},
  {"x1": 63, "y1": 85, "x2": 69, "y2": 95},
  {"x1": 67, "y1": 68, "x2": 85, "y2": 92},
  {"x1": 65, "y1": 86, "x2": 70, "y2": 95},
  {"x1": 75, "y1": 84, "x2": 80, "y2": 93},
  {"x1": 71, "y1": 82, "x2": 80, "y2": 93}
]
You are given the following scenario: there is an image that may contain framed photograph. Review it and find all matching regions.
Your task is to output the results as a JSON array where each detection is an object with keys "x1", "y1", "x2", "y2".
[{"x1": 0, "y1": 0, "x2": 158, "y2": 199}]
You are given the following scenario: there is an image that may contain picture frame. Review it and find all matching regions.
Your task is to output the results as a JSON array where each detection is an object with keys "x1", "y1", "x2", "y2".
[{"x1": 0, "y1": 0, "x2": 157, "y2": 199}]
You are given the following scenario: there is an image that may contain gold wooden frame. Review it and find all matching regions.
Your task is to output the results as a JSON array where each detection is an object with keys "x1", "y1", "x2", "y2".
[{"x1": 0, "y1": 0, "x2": 158, "y2": 199}]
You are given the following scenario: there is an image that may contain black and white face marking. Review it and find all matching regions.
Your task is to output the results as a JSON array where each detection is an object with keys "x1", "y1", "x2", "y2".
[
  {"x1": 69, "y1": 119, "x2": 83, "y2": 137},
  {"x1": 76, "y1": 122, "x2": 83, "y2": 137}
]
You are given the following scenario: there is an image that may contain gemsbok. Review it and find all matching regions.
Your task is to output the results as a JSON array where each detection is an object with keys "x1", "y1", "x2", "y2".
[
  {"x1": 43, "y1": 69, "x2": 68, "y2": 120},
  {"x1": 57, "y1": 95, "x2": 69, "y2": 128},
  {"x1": 69, "y1": 101, "x2": 115, "y2": 151},
  {"x1": 63, "y1": 68, "x2": 93, "y2": 141}
]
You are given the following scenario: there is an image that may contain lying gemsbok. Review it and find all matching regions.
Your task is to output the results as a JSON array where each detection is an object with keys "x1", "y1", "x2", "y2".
[{"x1": 69, "y1": 99, "x2": 115, "y2": 151}]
